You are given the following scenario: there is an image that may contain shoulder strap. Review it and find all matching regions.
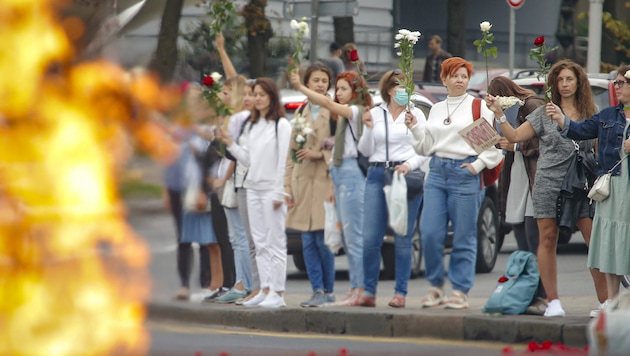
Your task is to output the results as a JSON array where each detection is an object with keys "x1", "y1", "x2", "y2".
[
  {"x1": 295, "y1": 102, "x2": 307, "y2": 117},
  {"x1": 382, "y1": 108, "x2": 389, "y2": 162},
  {"x1": 472, "y1": 98, "x2": 482, "y2": 121}
]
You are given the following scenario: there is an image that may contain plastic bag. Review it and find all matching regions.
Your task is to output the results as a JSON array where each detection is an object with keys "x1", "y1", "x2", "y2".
[
  {"x1": 324, "y1": 201, "x2": 343, "y2": 254},
  {"x1": 384, "y1": 170, "x2": 408, "y2": 236},
  {"x1": 588, "y1": 290, "x2": 630, "y2": 355}
]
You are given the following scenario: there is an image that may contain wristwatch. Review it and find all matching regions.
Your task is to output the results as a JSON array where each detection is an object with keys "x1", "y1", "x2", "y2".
[{"x1": 498, "y1": 115, "x2": 507, "y2": 124}]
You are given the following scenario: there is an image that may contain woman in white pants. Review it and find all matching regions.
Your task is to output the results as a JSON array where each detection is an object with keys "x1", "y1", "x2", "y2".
[{"x1": 217, "y1": 77, "x2": 291, "y2": 308}]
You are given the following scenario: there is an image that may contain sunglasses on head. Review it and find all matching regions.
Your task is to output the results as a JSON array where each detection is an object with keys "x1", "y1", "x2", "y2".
[{"x1": 386, "y1": 69, "x2": 403, "y2": 83}]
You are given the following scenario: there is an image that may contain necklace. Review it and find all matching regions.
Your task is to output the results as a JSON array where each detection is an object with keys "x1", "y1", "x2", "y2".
[{"x1": 443, "y1": 97, "x2": 467, "y2": 125}]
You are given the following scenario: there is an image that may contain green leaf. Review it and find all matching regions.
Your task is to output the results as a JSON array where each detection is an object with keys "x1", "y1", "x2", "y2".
[{"x1": 491, "y1": 46, "x2": 498, "y2": 58}]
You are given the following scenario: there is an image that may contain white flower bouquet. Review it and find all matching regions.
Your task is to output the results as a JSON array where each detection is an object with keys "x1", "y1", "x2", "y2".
[
  {"x1": 289, "y1": 18, "x2": 309, "y2": 72},
  {"x1": 290, "y1": 113, "x2": 313, "y2": 163},
  {"x1": 394, "y1": 28, "x2": 421, "y2": 110},
  {"x1": 495, "y1": 96, "x2": 525, "y2": 110}
]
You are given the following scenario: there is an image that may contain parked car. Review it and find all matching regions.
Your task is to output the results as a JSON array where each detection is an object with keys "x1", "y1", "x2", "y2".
[{"x1": 285, "y1": 91, "x2": 503, "y2": 279}]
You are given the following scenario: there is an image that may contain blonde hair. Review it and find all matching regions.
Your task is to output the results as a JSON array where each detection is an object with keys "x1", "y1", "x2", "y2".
[{"x1": 224, "y1": 75, "x2": 247, "y2": 112}]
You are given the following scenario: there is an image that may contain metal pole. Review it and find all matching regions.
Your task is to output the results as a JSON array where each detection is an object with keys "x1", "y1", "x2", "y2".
[
  {"x1": 310, "y1": 0, "x2": 320, "y2": 63},
  {"x1": 587, "y1": 0, "x2": 604, "y2": 73},
  {"x1": 509, "y1": 7, "x2": 515, "y2": 77}
]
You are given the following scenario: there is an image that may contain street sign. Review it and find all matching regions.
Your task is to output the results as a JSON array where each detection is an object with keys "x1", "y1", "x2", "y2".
[
  {"x1": 506, "y1": 0, "x2": 525, "y2": 9},
  {"x1": 283, "y1": 0, "x2": 359, "y2": 18}
]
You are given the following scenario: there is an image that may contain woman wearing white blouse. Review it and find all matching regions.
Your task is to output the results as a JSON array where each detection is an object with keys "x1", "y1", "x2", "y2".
[
  {"x1": 357, "y1": 69, "x2": 428, "y2": 308},
  {"x1": 405, "y1": 57, "x2": 503, "y2": 310}
]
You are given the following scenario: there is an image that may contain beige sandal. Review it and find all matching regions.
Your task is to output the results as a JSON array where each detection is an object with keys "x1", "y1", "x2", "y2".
[
  {"x1": 421, "y1": 287, "x2": 446, "y2": 308},
  {"x1": 444, "y1": 290, "x2": 469, "y2": 310}
]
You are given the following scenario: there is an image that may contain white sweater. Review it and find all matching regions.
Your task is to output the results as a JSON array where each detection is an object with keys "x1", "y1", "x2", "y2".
[
  {"x1": 227, "y1": 117, "x2": 291, "y2": 202},
  {"x1": 409, "y1": 94, "x2": 503, "y2": 174}
]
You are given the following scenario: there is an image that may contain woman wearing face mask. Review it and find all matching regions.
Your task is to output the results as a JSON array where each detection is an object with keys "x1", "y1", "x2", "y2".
[
  {"x1": 358, "y1": 69, "x2": 428, "y2": 308},
  {"x1": 406, "y1": 57, "x2": 503, "y2": 310}
]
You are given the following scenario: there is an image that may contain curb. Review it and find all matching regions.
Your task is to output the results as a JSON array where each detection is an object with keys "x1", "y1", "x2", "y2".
[{"x1": 146, "y1": 301, "x2": 589, "y2": 347}]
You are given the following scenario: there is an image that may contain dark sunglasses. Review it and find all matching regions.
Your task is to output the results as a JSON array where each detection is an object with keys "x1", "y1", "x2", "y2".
[
  {"x1": 386, "y1": 68, "x2": 403, "y2": 83},
  {"x1": 613, "y1": 80, "x2": 629, "y2": 88}
]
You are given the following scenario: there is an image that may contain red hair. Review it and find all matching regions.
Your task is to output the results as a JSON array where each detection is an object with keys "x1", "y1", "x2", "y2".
[
  {"x1": 440, "y1": 57, "x2": 473, "y2": 81},
  {"x1": 332, "y1": 71, "x2": 372, "y2": 120}
]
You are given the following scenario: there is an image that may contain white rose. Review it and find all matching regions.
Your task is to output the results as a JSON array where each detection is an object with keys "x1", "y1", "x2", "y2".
[
  {"x1": 299, "y1": 21, "x2": 309, "y2": 32},
  {"x1": 625, "y1": 70, "x2": 630, "y2": 80},
  {"x1": 295, "y1": 134, "x2": 305, "y2": 143},
  {"x1": 394, "y1": 43, "x2": 400, "y2": 48},
  {"x1": 396, "y1": 51, "x2": 402, "y2": 57},
  {"x1": 480, "y1": 21, "x2": 492, "y2": 32},
  {"x1": 302, "y1": 127, "x2": 313, "y2": 135},
  {"x1": 411, "y1": 31, "x2": 421, "y2": 38},
  {"x1": 210, "y1": 72, "x2": 222, "y2": 82},
  {"x1": 399, "y1": 29, "x2": 411, "y2": 36},
  {"x1": 395, "y1": 34, "x2": 403, "y2": 41},
  {"x1": 290, "y1": 20, "x2": 299, "y2": 30}
]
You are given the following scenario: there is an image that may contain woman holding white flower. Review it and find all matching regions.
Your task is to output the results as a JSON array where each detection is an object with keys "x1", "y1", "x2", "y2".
[
  {"x1": 406, "y1": 57, "x2": 502, "y2": 310},
  {"x1": 284, "y1": 63, "x2": 337, "y2": 307},
  {"x1": 216, "y1": 78, "x2": 291, "y2": 308},
  {"x1": 358, "y1": 68, "x2": 427, "y2": 309},
  {"x1": 486, "y1": 59, "x2": 607, "y2": 317},
  {"x1": 290, "y1": 69, "x2": 372, "y2": 306}
]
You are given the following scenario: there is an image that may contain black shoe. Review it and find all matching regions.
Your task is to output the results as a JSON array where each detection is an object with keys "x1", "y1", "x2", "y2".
[{"x1": 203, "y1": 288, "x2": 228, "y2": 302}]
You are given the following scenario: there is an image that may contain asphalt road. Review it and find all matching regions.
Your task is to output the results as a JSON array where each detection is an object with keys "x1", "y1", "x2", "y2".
[
  {"x1": 147, "y1": 321, "x2": 517, "y2": 356},
  {"x1": 130, "y1": 210, "x2": 597, "y2": 306}
]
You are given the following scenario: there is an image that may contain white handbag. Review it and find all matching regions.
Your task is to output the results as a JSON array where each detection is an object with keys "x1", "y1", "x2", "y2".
[
  {"x1": 587, "y1": 155, "x2": 628, "y2": 202},
  {"x1": 221, "y1": 178, "x2": 238, "y2": 208}
]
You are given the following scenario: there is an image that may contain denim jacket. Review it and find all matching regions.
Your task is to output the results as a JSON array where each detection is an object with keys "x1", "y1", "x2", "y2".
[{"x1": 558, "y1": 103, "x2": 629, "y2": 177}]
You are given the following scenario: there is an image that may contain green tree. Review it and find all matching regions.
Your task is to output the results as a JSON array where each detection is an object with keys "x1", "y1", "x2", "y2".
[
  {"x1": 241, "y1": 0, "x2": 273, "y2": 78},
  {"x1": 446, "y1": 0, "x2": 466, "y2": 57}
]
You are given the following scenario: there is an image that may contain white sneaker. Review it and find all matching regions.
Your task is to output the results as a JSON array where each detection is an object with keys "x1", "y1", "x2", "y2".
[
  {"x1": 243, "y1": 291, "x2": 267, "y2": 307},
  {"x1": 258, "y1": 292, "x2": 286, "y2": 308},
  {"x1": 589, "y1": 299, "x2": 611, "y2": 318},
  {"x1": 544, "y1": 299, "x2": 566, "y2": 317}
]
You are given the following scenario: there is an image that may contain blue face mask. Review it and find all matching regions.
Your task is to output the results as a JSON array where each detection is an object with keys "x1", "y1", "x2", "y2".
[{"x1": 393, "y1": 88, "x2": 408, "y2": 106}]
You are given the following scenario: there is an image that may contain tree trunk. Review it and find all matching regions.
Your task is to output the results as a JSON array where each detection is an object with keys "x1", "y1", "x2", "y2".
[
  {"x1": 241, "y1": 0, "x2": 273, "y2": 78},
  {"x1": 446, "y1": 0, "x2": 466, "y2": 57},
  {"x1": 149, "y1": 0, "x2": 184, "y2": 83},
  {"x1": 333, "y1": 17, "x2": 355, "y2": 45}
]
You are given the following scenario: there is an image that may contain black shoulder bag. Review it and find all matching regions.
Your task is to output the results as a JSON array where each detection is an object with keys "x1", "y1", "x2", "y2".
[
  {"x1": 382, "y1": 108, "x2": 424, "y2": 199},
  {"x1": 555, "y1": 140, "x2": 596, "y2": 233}
]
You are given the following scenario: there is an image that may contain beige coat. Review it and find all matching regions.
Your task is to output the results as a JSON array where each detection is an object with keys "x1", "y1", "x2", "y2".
[{"x1": 284, "y1": 104, "x2": 333, "y2": 231}]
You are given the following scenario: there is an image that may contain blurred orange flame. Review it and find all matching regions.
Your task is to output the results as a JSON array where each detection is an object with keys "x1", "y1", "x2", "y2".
[{"x1": 0, "y1": 1, "x2": 179, "y2": 354}]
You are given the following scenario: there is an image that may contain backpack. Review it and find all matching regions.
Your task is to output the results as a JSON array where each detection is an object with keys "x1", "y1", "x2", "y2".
[
  {"x1": 482, "y1": 250, "x2": 540, "y2": 315},
  {"x1": 472, "y1": 98, "x2": 503, "y2": 187}
]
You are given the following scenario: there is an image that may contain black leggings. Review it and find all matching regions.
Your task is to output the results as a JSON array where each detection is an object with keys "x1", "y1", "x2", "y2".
[{"x1": 168, "y1": 189, "x2": 210, "y2": 288}]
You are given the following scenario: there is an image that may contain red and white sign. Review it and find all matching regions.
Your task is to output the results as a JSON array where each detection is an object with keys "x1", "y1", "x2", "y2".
[{"x1": 506, "y1": 0, "x2": 525, "y2": 9}]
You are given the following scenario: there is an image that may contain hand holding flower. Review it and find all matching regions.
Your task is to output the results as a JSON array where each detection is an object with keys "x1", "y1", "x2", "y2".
[
  {"x1": 484, "y1": 94, "x2": 505, "y2": 118},
  {"x1": 545, "y1": 102, "x2": 565, "y2": 125},
  {"x1": 404, "y1": 111, "x2": 417, "y2": 129},
  {"x1": 362, "y1": 110, "x2": 374, "y2": 128},
  {"x1": 215, "y1": 126, "x2": 233, "y2": 146},
  {"x1": 215, "y1": 32, "x2": 225, "y2": 51},
  {"x1": 289, "y1": 69, "x2": 303, "y2": 90}
]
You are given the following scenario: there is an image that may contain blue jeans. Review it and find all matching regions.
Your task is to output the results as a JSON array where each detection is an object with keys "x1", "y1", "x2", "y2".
[
  {"x1": 330, "y1": 158, "x2": 365, "y2": 290},
  {"x1": 363, "y1": 166, "x2": 423, "y2": 297},
  {"x1": 301, "y1": 230, "x2": 335, "y2": 293},
  {"x1": 421, "y1": 156, "x2": 484, "y2": 294},
  {"x1": 224, "y1": 207, "x2": 253, "y2": 291}
]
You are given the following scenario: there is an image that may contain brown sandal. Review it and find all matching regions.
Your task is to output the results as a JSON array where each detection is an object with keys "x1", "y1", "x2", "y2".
[{"x1": 388, "y1": 294, "x2": 406, "y2": 308}]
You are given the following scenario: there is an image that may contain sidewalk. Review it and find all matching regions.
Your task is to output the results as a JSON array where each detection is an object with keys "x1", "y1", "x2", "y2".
[{"x1": 128, "y1": 197, "x2": 592, "y2": 348}]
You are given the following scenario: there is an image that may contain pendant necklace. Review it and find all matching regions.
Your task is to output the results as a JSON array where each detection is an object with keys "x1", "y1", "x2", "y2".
[{"x1": 444, "y1": 97, "x2": 466, "y2": 125}]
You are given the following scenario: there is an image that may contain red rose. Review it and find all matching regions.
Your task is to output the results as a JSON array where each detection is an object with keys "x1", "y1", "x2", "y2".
[
  {"x1": 202, "y1": 76, "x2": 214, "y2": 86},
  {"x1": 498, "y1": 276, "x2": 509, "y2": 283},
  {"x1": 533, "y1": 36, "x2": 545, "y2": 47},
  {"x1": 349, "y1": 49, "x2": 359, "y2": 62}
]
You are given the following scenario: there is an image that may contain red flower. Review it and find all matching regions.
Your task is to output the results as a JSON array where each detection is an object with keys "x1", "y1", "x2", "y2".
[
  {"x1": 498, "y1": 276, "x2": 509, "y2": 283},
  {"x1": 202, "y1": 76, "x2": 214, "y2": 86},
  {"x1": 349, "y1": 49, "x2": 359, "y2": 62},
  {"x1": 533, "y1": 36, "x2": 545, "y2": 47}
]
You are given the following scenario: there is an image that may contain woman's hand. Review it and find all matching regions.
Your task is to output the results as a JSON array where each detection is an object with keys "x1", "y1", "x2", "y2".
[
  {"x1": 545, "y1": 102, "x2": 564, "y2": 123},
  {"x1": 273, "y1": 200, "x2": 283, "y2": 210},
  {"x1": 195, "y1": 191, "x2": 208, "y2": 211},
  {"x1": 215, "y1": 126, "x2": 233, "y2": 146},
  {"x1": 326, "y1": 182, "x2": 335, "y2": 203},
  {"x1": 362, "y1": 110, "x2": 374, "y2": 128},
  {"x1": 321, "y1": 136, "x2": 335, "y2": 150},
  {"x1": 461, "y1": 163, "x2": 477, "y2": 175},
  {"x1": 484, "y1": 94, "x2": 504, "y2": 117},
  {"x1": 498, "y1": 137, "x2": 515, "y2": 151},
  {"x1": 215, "y1": 32, "x2": 225, "y2": 52},
  {"x1": 624, "y1": 137, "x2": 630, "y2": 154},
  {"x1": 395, "y1": 163, "x2": 411, "y2": 175},
  {"x1": 289, "y1": 70, "x2": 302, "y2": 90},
  {"x1": 296, "y1": 148, "x2": 321, "y2": 161},
  {"x1": 284, "y1": 188, "x2": 295, "y2": 208},
  {"x1": 404, "y1": 111, "x2": 417, "y2": 129}
]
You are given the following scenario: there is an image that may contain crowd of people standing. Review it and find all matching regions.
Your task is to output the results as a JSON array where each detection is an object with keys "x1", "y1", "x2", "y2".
[{"x1": 161, "y1": 34, "x2": 629, "y2": 316}]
